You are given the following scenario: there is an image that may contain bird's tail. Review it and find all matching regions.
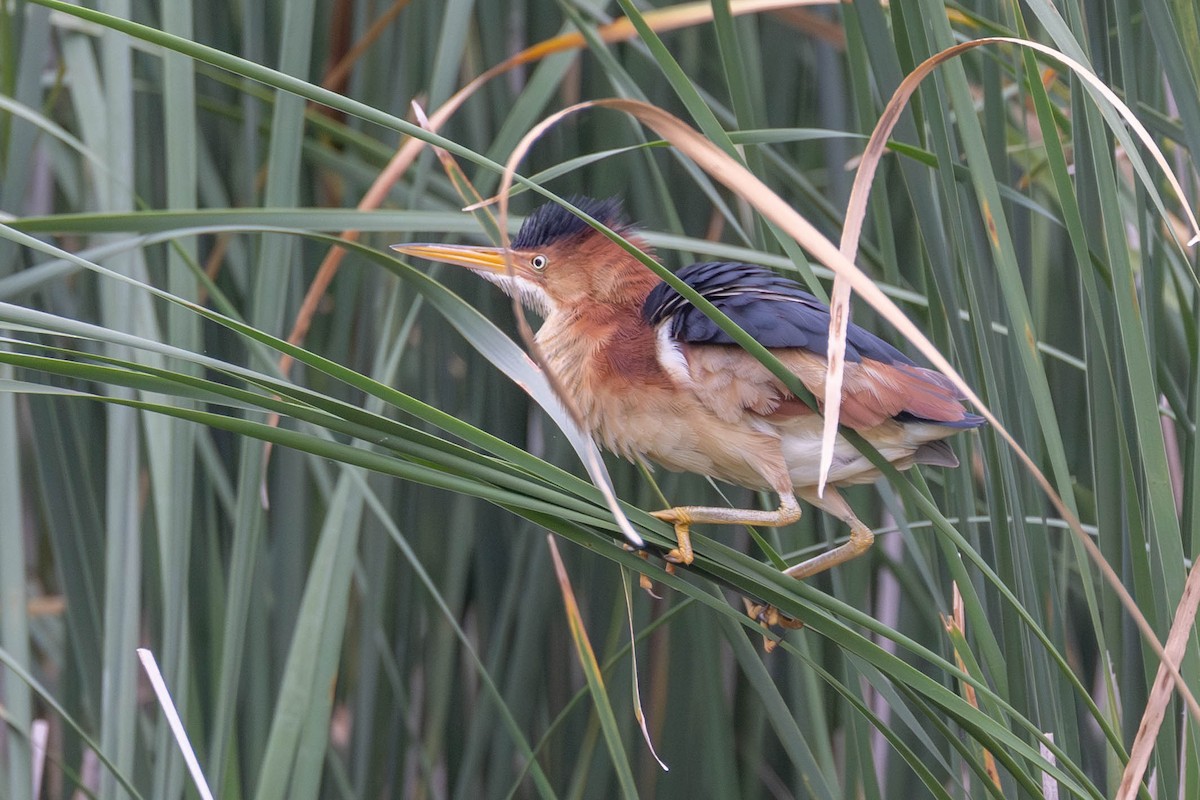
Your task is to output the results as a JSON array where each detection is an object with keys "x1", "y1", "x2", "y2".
[{"x1": 871, "y1": 363, "x2": 986, "y2": 429}]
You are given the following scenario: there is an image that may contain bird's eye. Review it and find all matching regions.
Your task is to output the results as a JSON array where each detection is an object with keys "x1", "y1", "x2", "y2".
[{"x1": 530, "y1": 254, "x2": 548, "y2": 271}]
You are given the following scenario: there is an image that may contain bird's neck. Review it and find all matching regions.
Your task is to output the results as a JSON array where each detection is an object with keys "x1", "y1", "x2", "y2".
[
  {"x1": 537, "y1": 293, "x2": 652, "y2": 374},
  {"x1": 536, "y1": 264, "x2": 669, "y2": 426},
  {"x1": 581, "y1": 260, "x2": 661, "y2": 308}
]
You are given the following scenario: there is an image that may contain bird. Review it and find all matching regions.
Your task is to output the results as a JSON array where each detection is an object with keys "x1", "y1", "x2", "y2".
[{"x1": 393, "y1": 196, "x2": 983, "y2": 628}]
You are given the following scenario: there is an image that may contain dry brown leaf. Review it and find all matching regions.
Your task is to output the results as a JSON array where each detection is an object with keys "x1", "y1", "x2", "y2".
[
  {"x1": 941, "y1": 583, "x2": 1002, "y2": 790},
  {"x1": 548, "y1": 535, "x2": 668, "y2": 770},
  {"x1": 1116, "y1": 559, "x2": 1200, "y2": 798}
]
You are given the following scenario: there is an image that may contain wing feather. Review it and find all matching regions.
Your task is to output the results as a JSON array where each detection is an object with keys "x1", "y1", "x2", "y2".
[{"x1": 645, "y1": 262, "x2": 983, "y2": 431}]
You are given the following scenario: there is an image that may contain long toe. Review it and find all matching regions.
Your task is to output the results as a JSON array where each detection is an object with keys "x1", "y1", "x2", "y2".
[
  {"x1": 650, "y1": 510, "x2": 694, "y2": 566},
  {"x1": 747, "y1": 602, "x2": 804, "y2": 629},
  {"x1": 745, "y1": 601, "x2": 805, "y2": 652},
  {"x1": 663, "y1": 548, "x2": 692, "y2": 566}
]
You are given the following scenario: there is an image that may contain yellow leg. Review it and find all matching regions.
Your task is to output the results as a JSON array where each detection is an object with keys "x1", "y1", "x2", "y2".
[
  {"x1": 651, "y1": 494, "x2": 802, "y2": 566},
  {"x1": 648, "y1": 493, "x2": 806, "y2": 649},
  {"x1": 752, "y1": 487, "x2": 876, "y2": 651},
  {"x1": 785, "y1": 486, "x2": 876, "y2": 580},
  {"x1": 647, "y1": 490, "x2": 876, "y2": 651},
  {"x1": 783, "y1": 518, "x2": 875, "y2": 580},
  {"x1": 650, "y1": 508, "x2": 693, "y2": 565}
]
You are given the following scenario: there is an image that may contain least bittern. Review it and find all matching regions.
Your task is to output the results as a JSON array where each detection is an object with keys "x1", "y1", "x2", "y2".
[{"x1": 394, "y1": 197, "x2": 982, "y2": 627}]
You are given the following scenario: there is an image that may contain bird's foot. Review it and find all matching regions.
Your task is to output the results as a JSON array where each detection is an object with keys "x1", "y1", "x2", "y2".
[
  {"x1": 650, "y1": 508, "x2": 694, "y2": 566},
  {"x1": 744, "y1": 599, "x2": 805, "y2": 653},
  {"x1": 623, "y1": 545, "x2": 663, "y2": 597},
  {"x1": 623, "y1": 508, "x2": 694, "y2": 597},
  {"x1": 639, "y1": 573, "x2": 661, "y2": 597}
]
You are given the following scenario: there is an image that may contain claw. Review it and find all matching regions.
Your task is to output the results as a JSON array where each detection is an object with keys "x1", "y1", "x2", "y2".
[
  {"x1": 651, "y1": 508, "x2": 694, "y2": 566},
  {"x1": 625, "y1": 545, "x2": 663, "y2": 598},
  {"x1": 744, "y1": 600, "x2": 805, "y2": 652}
]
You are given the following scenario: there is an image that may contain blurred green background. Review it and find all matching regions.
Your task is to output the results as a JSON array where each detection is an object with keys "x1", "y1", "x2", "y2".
[{"x1": 2, "y1": 0, "x2": 1199, "y2": 797}]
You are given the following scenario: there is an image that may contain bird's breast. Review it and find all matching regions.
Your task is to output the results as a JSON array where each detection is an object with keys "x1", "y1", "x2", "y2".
[
  {"x1": 535, "y1": 312, "x2": 782, "y2": 489},
  {"x1": 537, "y1": 310, "x2": 675, "y2": 431}
]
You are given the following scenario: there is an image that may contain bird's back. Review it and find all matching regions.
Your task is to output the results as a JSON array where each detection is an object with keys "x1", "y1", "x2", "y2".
[{"x1": 643, "y1": 262, "x2": 984, "y2": 432}]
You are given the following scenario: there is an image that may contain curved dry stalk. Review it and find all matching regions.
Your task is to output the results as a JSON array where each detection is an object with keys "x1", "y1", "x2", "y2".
[
  {"x1": 319, "y1": 0, "x2": 412, "y2": 94},
  {"x1": 489, "y1": 96, "x2": 1200, "y2": 722},
  {"x1": 621, "y1": 569, "x2": 669, "y2": 771},
  {"x1": 828, "y1": 36, "x2": 1200, "y2": 728},
  {"x1": 279, "y1": 0, "x2": 822, "y2": 378},
  {"x1": 821, "y1": 35, "x2": 1200, "y2": 497}
]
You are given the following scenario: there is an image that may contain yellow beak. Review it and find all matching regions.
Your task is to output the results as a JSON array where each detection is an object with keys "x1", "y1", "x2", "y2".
[{"x1": 391, "y1": 243, "x2": 512, "y2": 274}]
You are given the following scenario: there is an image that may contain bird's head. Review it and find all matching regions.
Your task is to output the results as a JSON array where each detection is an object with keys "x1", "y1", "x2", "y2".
[{"x1": 392, "y1": 196, "x2": 656, "y2": 315}]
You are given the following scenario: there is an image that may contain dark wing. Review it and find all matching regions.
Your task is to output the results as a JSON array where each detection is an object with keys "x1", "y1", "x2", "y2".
[
  {"x1": 643, "y1": 262, "x2": 984, "y2": 431},
  {"x1": 643, "y1": 261, "x2": 914, "y2": 363}
]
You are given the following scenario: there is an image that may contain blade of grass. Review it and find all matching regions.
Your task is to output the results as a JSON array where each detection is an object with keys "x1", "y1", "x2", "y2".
[
  {"x1": 150, "y1": 0, "x2": 200, "y2": 795},
  {"x1": 206, "y1": 0, "x2": 320, "y2": 777},
  {"x1": 93, "y1": 3, "x2": 146, "y2": 796},
  {"x1": 0, "y1": 369, "x2": 31, "y2": 800},
  {"x1": 0, "y1": 646, "x2": 144, "y2": 799},
  {"x1": 547, "y1": 536, "x2": 639, "y2": 799},
  {"x1": 253, "y1": 479, "x2": 362, "y2": 800}
]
